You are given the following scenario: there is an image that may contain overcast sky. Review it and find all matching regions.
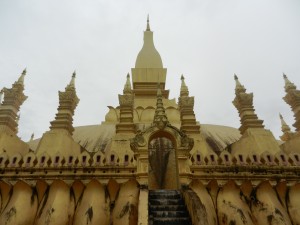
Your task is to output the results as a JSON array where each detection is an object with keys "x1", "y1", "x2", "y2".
[{"x1": 0, "y1": 0, "x2": 300, "y2": 141}]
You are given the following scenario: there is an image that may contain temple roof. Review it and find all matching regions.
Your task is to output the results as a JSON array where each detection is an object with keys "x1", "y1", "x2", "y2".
[{"x1": 28, "y1": 123, "x2": 242, "y2": 154}]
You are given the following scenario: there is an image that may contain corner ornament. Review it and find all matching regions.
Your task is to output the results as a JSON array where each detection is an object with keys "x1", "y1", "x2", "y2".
[
  {"x1": 130, "y1": 130, "x2": 146, "y2": 151},
  {"x1": 179, "y1": 129, "x2": 194, "y2": 149}
]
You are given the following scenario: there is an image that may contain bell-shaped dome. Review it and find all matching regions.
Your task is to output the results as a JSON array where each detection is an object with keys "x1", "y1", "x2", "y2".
[{"x1": 135, "y1": 18, "x2": 163, "y2": 68}]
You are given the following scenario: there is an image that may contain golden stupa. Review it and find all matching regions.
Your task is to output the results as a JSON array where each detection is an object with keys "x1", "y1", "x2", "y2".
[{"x1": 0, "y1": 17, "x2": 300, "y2": 225}]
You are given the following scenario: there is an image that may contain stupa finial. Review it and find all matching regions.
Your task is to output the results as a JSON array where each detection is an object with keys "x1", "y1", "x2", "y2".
[
  {"x1": 30, "y1": 133, "x2": 34, "y2": 142},
  {"x1": 283, "y1": 73, "x2": 296, "y2": 92},
  {"x1": 17, "y1": 68, "x2": 27, "y2": 85},
  {"x1": 234, "y1": 74, "x2": 246, "y2": 94},
  {"x1": 279, "y1": 113, "x2": 291, "y2": 133},
  {"x1": 68, "y1": 71, "x2": 76, "y2": 88},
  {"x1": 123, "y1": 73, "x2": 132, "y2": 94},
  {"x1": 146, "y1": 14, "x2": 151, "y2": 31},
  {"x1": 180, "y1": 74, "x2": 189, "y2": 97}
]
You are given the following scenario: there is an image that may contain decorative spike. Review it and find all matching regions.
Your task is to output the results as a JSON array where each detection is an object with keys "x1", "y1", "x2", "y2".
[
  {"x1": 279, "y1": 113, "x2": 291, "y2": 133},
  {"x1": 0, "y1": 70, "x2": 28, "y2": 135},
  {"x1": 234, "y1": 74, "x2": 246, "y2": 94},
  {"x1": 30, "y1": 133, "x2": 34, "y2": 141},
  {"x1": 123, "y1": 73, "x2": 132, "y2": 94},
  {"x1": 49, "y1": 73, "x2": 80, "y2": 135},
  {"x1": 178, "y1": 74, "x2": 200, "y2": 134},
  {"x1": 146, "y1": 14, "x2": 151, "y2": 31},
  {"x1": 232, "y1": 74, "x2": 264, "y2": 134},
  {"x1": 180, "y1": 74, "x2": 189, "y2": 97},
  {"x1": 282, "y1": 73, "x2": 300, "y2": 131},
  {"x1": 283, "y1": 73, "x2": 296, "y2": 92},
  {"x1": 68, "y1": 71, "x2": 76, "y2": 88},
  {"x1": 153, "y1": 83, "x2": 169, "y2": 129},
  {"x1": 17, "y1": 68, "x2": 26, "y2": 85}
]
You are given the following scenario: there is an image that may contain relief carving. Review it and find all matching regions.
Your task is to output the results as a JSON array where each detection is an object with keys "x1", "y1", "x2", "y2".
[{"x1": 118, "y1": 94, "x2": 134, "y2": 106}]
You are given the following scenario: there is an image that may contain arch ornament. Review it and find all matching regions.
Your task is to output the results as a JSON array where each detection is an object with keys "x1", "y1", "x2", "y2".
[
  {"x1": 129, "y1": 124, "x2": 194, "y2": 188},
  {"x1": 130, "y1": 124, "x2": 194, "y2": 152}
]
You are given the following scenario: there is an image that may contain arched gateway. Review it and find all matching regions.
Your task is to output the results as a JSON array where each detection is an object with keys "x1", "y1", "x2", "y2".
[{"x1": 130, "y1": 122, "x2": 193, "y2": 190}]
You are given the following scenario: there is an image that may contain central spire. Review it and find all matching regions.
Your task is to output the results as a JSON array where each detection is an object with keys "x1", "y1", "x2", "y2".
[
  {"x1": 135, "y1": 16, "x2": 163, "y2": 68},
  {"x1": 146, "y1": 14, "x2": 151, "y2": 31}
]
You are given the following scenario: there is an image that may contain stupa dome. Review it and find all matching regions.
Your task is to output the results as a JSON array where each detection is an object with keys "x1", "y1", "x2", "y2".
[{"x1": 135, "y1": 17, "x2": 163, "y2": 68}]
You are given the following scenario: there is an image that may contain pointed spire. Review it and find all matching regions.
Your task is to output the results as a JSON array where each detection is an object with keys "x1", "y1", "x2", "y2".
[
  {"x1": 135, "y1": 15, "x2": 163, "y2": 68},
  {"x1": 153, "y1": 83, "x2": 169, "y2": 129},
  {"x1": 17, "y1": 68, "x2": 26, "y2": 85},
  {"x1": 0, "y1": 70, "x2": 27, "y2": 135},
  {"x1": 180, "y1": 74, "x2": 189, "y2": 97},
  {"x1": 123, "y1": 73, "x2": 132, "y2": 94},
  {"x1": 49, "y1": 72, "x2": 80, "y2": 135},
  {"x1": 146, "y1": 14, "x2": 151, "y2": 31},
  {"x1": 232, "y1": 74, "x2": 264, "y2": 134},
  {"x1": 234, "y1": 74, "x2": 246, "y2": 94},
  {"x1": 279, "y1": 113, "x2": 291, "y2": 133},
  {"x1": 279, "y1": 113, "x2": 294, "y2": 141},
  {"x1": 283, "y1": 73, "x2": 296, "y2": 92},
  {"x1": 67, "y1": 71, "x2": 76, "y2": 88},
  {"x1": 29, "y1": 133, "x2": 34, "y2": 141}
]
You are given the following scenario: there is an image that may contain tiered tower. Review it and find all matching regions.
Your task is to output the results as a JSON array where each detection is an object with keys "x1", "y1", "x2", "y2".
[
  {"x1": 281, "y1": 74, "x2": 300, "y2": 153},
  {"x1": 231, "y1": 75, "x2": 280, "y2": 156},
  {"x1": 0, "y1": 69, "x2": 29, "y2": 156},
  {"x1": 36, "y1": 72, "x2": 81, "y2": 158}
]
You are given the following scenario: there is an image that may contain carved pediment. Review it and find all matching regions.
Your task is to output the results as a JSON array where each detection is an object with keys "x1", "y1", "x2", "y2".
[{"x1": 130, "y1": 124, "x2": 194, "y2": 152}]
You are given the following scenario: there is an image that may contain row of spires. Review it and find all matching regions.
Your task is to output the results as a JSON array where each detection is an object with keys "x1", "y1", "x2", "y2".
[
  {"x1": 233, "y1": 73, "x2": 300, "y2": 141},
  {"x1": 0, "y1": 69, "x2": 299, "y2": 142},
  {"x1": 0, "y1": 69, "x2": 79, "y2": 139}
]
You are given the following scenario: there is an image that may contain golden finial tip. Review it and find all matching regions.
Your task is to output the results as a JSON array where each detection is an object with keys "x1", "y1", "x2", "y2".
[
  {"x1": 283, "y1": 73, "x2": 287, "y2": 79},
  {"x1": 181, "y1": 74, "x2": 184, "y2": 80},
  {"x1": 146, "y1": 14, "x2": 151, "y2": 31},
  {"x1": 72, "y1": 71, "x2": 76, "y2": 78},
  {"x1": 234, "y1": 74, "x2": 238, "y2": 80},
  {"x1": 22, "y1": 68, "x2": 27, "y2": 75}
]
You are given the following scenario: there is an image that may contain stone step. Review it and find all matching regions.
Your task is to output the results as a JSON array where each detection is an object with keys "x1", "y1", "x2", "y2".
[
  {"x1": 149, "y1": 198, "x2": 184, "y2": 205},
  {"x1": 149, "y1": 190, "x2": 180, "y2": 195},
  {"x1": 149, "y1": 204, "x2": 186, "y2": 211},
  {"x1": 150, "y1": 210, "x2": 189, "y2": 217},
  {"x1": 152, "y1": 217, "x2": 191, "y2": 225},
  {"x1": 149, "y1": 190, "x2": 192, "y2": 225},
  {"x1": 149, "y1": 193, "x2": 181, "y2": 199}
]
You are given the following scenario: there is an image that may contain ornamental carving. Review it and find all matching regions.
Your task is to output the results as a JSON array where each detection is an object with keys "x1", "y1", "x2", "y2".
[
  {"x1": 233, "y1": 92, "x2": 253, "y2": 108},
  {"x1": 283, "y1": 90, "x2": 300, "y2": 106},
  {"x1": 130, "y1": 130, "x2": 146, "y2": 151},
  {"x1": 179, "y1": 129, "x2": 194, "y2": 149},
  {"x1": 179, "y1": 96, "x2": 194, "y2": 107},
  {"x1": 59, "y1": 91, "x2": 79, "y2": 105},
  {"x1": 119, "y1": 94, "x2": 134, "y2": 106},
  {"x1": 2, "y1": 87, "x2": 28, "y2": 104}
]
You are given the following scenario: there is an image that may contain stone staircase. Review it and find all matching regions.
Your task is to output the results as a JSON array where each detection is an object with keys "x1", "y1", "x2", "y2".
[{"x1": 149, "y1": 190, "x2": 192, "y2": 225}]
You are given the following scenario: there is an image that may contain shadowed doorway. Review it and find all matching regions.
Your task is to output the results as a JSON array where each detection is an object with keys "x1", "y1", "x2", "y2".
[{"x1": 148, "y1": 135, "x2": 179, "y2": 190}]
